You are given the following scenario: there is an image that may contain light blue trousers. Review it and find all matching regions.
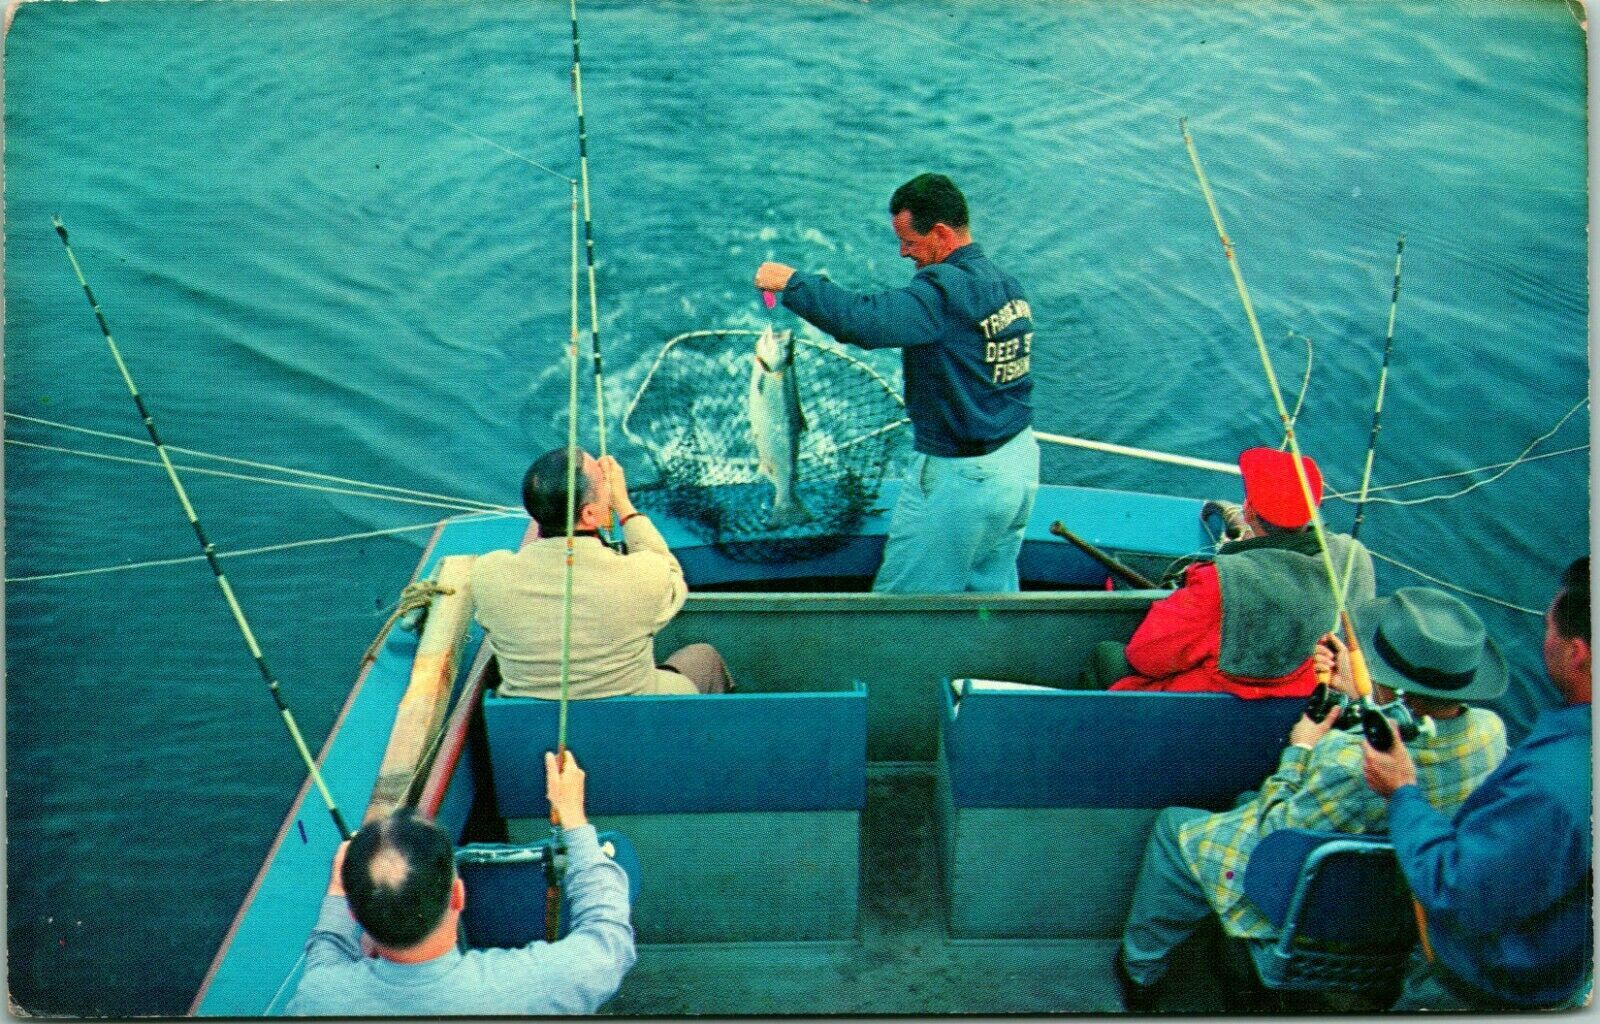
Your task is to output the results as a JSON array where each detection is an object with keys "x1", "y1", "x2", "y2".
[{"x1": 872, "y1": 428, "x2": 1039, "y2": 594}]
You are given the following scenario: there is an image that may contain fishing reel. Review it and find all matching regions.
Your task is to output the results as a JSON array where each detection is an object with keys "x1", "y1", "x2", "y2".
[
  {"x1": 1304, "y1": 683, "x2": 1424, "y2": 749},
  {"x1": 1200, "y1": 499, "x2": 1248, "y2": 547}
]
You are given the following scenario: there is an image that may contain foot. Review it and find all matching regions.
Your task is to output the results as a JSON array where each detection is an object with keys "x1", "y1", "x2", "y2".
[{"x1": 1114, "y1": 947, "x2": 1160, "y2": 1013}]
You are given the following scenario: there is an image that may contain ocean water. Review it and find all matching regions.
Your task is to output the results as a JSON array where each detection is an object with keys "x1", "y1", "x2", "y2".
[{"x1": 3, "y1": 0, "x2": 1589, "y2": 1014}]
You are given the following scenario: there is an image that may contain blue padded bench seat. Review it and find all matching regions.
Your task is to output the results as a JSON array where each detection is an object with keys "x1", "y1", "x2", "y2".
[
  {"x1": 484, "y1": 682, "x2": 868, "y2": 942},
  {"x1": 935, "y1": 681, "x2": 1305, "y2": 939}
]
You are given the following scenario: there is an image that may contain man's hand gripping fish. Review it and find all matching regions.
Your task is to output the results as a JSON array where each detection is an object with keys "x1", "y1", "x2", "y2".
[{"x1": 748, "y1": 325, "x2": 813, "y2": 527}]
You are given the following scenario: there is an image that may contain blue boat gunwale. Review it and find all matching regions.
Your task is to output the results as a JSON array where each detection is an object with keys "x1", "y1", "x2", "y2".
[{"x1": 187, "y1": 517, "x2": 458, "y2": 1016}]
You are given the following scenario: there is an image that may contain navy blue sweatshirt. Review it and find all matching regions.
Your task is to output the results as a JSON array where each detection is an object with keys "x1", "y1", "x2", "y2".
[
  {"x1": 1388, "y1": 702, "x2": 1592, "y2": 1007},
  {"x1": 781, "y1": 243, "x2": 1033, "y2": 457}
]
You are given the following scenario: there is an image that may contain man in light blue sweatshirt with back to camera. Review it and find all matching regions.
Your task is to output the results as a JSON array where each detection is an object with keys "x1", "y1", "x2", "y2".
[{"x1": 285, "y1": 750, "x2": 635, "y2": 1015}]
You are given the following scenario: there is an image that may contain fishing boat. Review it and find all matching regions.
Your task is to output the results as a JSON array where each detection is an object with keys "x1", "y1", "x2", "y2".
[{"x1": 187, "y1": 474, "x2": 1398, "y2": 1016}]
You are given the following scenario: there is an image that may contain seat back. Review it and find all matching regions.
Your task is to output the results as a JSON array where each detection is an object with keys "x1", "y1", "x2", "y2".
[
  {"x1": 941, "y1": 680, "x2": 1306, "y2": 809},
  {"x1": 1242, "y1": 829, "x2": 1416, "y2": 994},
  {"x1": 456, "y1": 830, "x2": 640, "y2": 949},
  {"x1": 1245, "y1": 829, "x2": 1415, "y2": 944},
  {"x1": 483, "y1": 683, "x2": 868, "y2": 817}
]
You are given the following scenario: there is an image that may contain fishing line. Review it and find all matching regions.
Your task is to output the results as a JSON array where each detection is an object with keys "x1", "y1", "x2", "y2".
[
  {"x1": 1328, "y1": 444, "x2": 1589, "y2": 501},
  {"x1": 51, "y1": 216, "x2": 353, "y2": 842},
  {"x1": 7, "y1": 412, "x2": 508, "y2": 511},
  {"x1": 1368, "y1": 551, "x2": 1544, "y2": 617},
  {"x1": 5, "y1": 439, "x2": 507, "y2": 514},
  {"x1": 1343, "y1": 400, "x2": 1589, "y2": 507},
  {"x1": 1280, "y1": 330, "x2": 1314, "y2": 449},
  {"x1": 420, "y1": 111, "x2": 576, "y2": 184},
  {"x1": 6, "y1": 512, "x2": 515, "y2": 587}
]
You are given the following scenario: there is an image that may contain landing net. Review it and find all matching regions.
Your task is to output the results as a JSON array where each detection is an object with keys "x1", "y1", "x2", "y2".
[{"x1": 622, "y1": 328, "x2": 910, "y2": 562}]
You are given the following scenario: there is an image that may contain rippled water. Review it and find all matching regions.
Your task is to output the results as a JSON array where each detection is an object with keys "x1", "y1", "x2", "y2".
[{"x1": 4, "y1": 0, "x2": 1589, "y2": 1014}]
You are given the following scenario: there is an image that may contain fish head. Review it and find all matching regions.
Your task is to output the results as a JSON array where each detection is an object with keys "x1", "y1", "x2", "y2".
[{"x1": 754, "y1": 326, "x2": 793, "y2": 373}]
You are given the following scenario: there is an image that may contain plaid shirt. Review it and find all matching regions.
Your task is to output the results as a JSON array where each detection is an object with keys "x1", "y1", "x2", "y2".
[{"x1": 1176, "y1": 708, "x2": 1507, "y2": 939}]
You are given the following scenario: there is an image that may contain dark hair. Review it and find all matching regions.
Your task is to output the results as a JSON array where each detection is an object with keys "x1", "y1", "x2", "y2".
[
  {"x1": 889, "y1": 173, "x2": 968, "y2": 234},
  {"x1": 522, "y1": 446, "x2": 596, "y2": 538},
  {"x1": 342, "y1": 812, "x2": 456, "y2": 949},
  {"x1": 1554, "y1": 556, "x2": 1590, "y2": 642}
]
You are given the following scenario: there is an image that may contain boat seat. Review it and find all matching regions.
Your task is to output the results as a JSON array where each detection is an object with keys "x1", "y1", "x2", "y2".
[
  {"x1": 1234, "y1": 829, "x2": 1414, "y2": 996},
  {"x1": 481, "y1": 681, "x2": 868, "y2": 942},
  {"x1": 455, "y1": 830, "x2": 640, "y2": 950},
  {"x1": 935, "y1": 681, "x2": 1305, "y2": 939}
]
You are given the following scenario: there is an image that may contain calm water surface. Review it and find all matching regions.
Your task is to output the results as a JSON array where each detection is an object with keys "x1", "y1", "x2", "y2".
[{"x1": 4, "y1": 0, "x2": 1589, "y2": 1013}]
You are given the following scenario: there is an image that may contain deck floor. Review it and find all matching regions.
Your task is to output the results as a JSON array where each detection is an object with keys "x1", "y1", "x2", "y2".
[{"x1": 603, "y1": 767, "x2": 1247, "y2": 1015}]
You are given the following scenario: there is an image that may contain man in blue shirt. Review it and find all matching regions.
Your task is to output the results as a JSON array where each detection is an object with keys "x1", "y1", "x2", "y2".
[
  {"x1": 285, "y1": 751, "x2": 636, "y2": 1015},
  {"x1": 753, "y1": 172, "x2": 1038, "y2": 593},
  {"x1": 1364, "y1": 557, "x2": 1592, "y2": 1010}
]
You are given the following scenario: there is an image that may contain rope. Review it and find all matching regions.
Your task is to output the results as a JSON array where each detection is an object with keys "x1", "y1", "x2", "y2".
[
  {"x1": 53, "y1": 215, "x2": 351, "y2": 841},
  {"x1": 358, "y1": 579, "x2": 458, "y2": 668},
  {"x1": 5, "y1": 439, "x2": 509, "y2": 514},
  {"x1": 6, "y1": 412, "x2": 507, "y2": 511}
]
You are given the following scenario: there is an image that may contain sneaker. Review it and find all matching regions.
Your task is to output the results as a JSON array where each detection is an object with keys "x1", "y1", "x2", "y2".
[{"x1": 1114, "y1": 947, "x2": 1159, "y2": 1013}]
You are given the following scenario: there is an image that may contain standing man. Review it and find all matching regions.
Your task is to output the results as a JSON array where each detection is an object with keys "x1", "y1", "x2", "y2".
[
  {"x1": 1364, "y1": 557, "x2": 1592, "y2": 1011},
  {"x1": 753, "y1": 172, "x2": 1038, "y2": 593}
]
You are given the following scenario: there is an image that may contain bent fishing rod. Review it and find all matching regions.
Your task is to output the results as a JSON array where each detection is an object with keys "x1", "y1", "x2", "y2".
[
  {"x1": 52, "y1": 216, "x2": 353, "y2": 842},
  {"x1": 1177, "y1": 123, "x2": 1395, "y2": 753}
]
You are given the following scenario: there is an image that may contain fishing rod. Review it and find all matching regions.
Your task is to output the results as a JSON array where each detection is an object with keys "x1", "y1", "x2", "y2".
[
  {"x1": 1177, "y1": 123, "x2": 1393, "y2": 752},
  {"x1": 1343, "y1": 236, "x2": 1405, "y2": 570},
  {"x1": 546, "y1": 181, "x2": 584, "y2": 944},
  {"x1": 568, "y1": 0, "x2": 609, "y2": 466},
  {"x1": 51, "y1": 216, "x2": 353, "y2": 841},
  {"x1": 1049, "y1": 521, "x2": 1158, "y2": 589}
]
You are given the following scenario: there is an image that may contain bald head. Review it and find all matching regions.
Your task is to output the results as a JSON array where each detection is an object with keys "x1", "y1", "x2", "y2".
[{"x1": 342, "y1": 812, "x2": 456, "y2": 949}]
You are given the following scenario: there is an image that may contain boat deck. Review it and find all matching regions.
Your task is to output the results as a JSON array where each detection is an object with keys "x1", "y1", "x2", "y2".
[{"x1": 604, "y1": 765, "x2": 1277, "y2": 1015}]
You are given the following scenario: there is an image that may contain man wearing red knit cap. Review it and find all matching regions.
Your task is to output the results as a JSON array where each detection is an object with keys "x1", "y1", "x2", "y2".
[{"x1": 1081, "y1": 447, "x2": 1375, "y2": 698}]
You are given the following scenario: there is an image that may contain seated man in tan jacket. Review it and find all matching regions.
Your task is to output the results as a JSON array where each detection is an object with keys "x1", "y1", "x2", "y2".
[{"x1": 472, "y1": 447, "x2": 733, "y2": 698}]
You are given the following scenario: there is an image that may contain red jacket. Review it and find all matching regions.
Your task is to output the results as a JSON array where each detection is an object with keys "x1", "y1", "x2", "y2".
[{"x1": 1108, "y1": 562, "x2": 1319, "y2": 699}]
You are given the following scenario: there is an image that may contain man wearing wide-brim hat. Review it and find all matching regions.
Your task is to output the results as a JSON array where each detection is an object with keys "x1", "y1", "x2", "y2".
[{"x1": 1113, "y1": 587, "x2": 1509, "y2": 1011}]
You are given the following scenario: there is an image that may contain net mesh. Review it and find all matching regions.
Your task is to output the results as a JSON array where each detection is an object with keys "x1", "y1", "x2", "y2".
[{"x1": 623, "y1": 328, "x2": 910, "y2": 562}]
